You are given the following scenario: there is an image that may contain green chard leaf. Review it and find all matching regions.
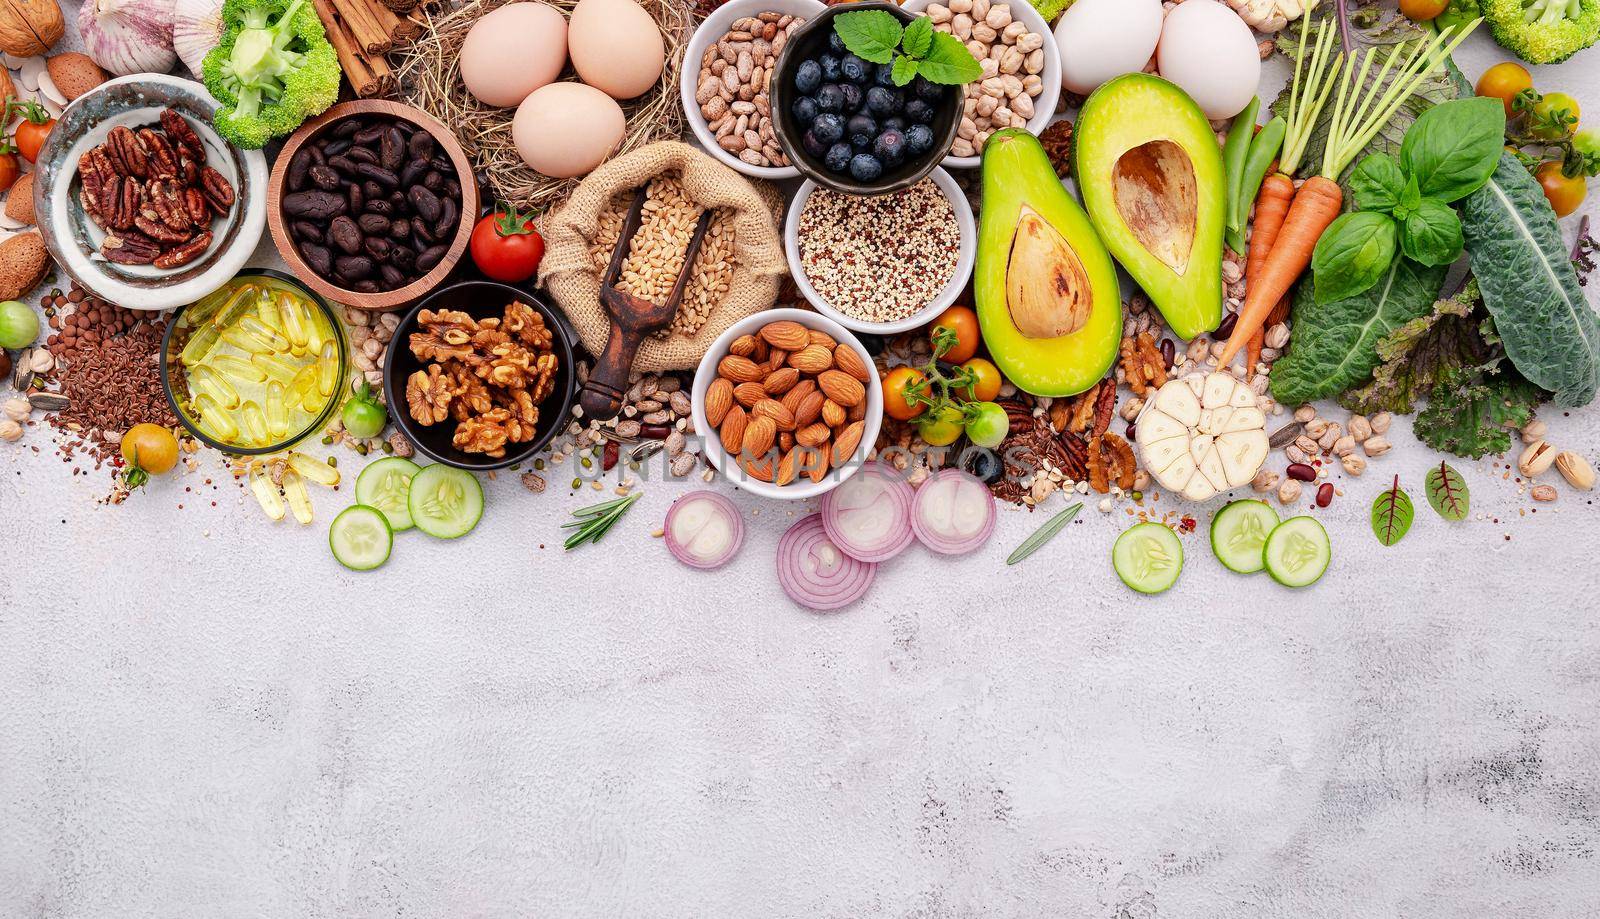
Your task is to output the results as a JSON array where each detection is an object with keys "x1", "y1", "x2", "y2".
[
  {"x1": 1370, "y1": 476, "x2": 1415, "y2": 547},
  {"x1": 1424, "y1": 461, "x2": 1470, "y2": 521},
  {"x1": 916, "y1": 31, "x2": 983, "y2": 85},
  {"x1": 1399, "y1": 97, "x2": 1507, "y2": 203},
  {"x1": 1460, "y1": 153, "x2": 1600, "y2": 407},
  {"x1": 834, "y1": 10, "x2": 902, "y2": 64},
  {"x1": 1413, "y1": 362, "x2": 1544, "y2": 459},
  {"x1": 1340, "y1": 281, "x2": 1494, "y2": 415},
  {"x1": 901, "y1": 15, "x2": 934, "y2": 59},
  {"x1": 1350, "y1": 153, "x2": 1407, "y2": 211},
  {"x1": 1271, "y1": 258, "x2": 1448, "y2": 406},
  {"x1": 1399, "y1": 198, "x2": 1464, "y2": 267},
  {"x1": 1313, "y1": 211, "x2": 1399, "y2": 304}
]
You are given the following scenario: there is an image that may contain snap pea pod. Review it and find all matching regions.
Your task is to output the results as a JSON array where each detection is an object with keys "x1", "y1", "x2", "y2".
[
  {"x1": 1223, "y1": 97, "x2": 1261, "y2": 245},
  {"x1": 1228, "y1": 115, "x2": 1288, "y2": 256}
]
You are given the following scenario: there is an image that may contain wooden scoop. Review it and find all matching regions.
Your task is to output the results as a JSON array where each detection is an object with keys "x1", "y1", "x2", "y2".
[{"x1": 578, "y1": 188, "x2": 714, "y2": 422}]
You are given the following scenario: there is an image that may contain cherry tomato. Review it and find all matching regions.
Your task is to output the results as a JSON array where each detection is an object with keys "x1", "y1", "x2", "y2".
[
  {"x1": 120, "y1": 423, "x2": 178, "y2": 490},
  {"x1": 918, "y1": 404, "x2": 965, "y2": 447},
  {"x1": 12, "y1": 101, "x2": 54, "y2": 163},
  {"x1": 1531, "y1": 92, "x2": 1581, "y2": 141},
  {"x1": 1536, "y1": 161, "x2": 1586, "y2": 217},
  {"x1": 469, "y1": 207, "x2": 545, "y2": 283},
  {"x1": 957, "y1": 357, "x2": 1002, "y2": 402},
  {"x1": 1476, "y1": 62, "x2": 1534, "y2": 118},
  {"x1": 341, "y1": 381, "x2": 388, "y2": 439},
  {"x1": 929, "y1": 305, "x2": 980, "y2": 363},
  {"x1": 0, "y1": 152, "x2": 16, "y2": 194},
  {"x1": 964, "y1": 401, "x2": 1010, "y2": 449},
  {"x1": 881, "y1": 365, "x2": 927, "y2": 421},
  {"x1": 1399, "y1": 0, "x2": 1448, "y2": 20}
]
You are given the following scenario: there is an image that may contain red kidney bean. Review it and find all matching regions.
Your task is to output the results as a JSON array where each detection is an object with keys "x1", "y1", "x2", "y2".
[
  {"x1": 640, "y1": 424, "x2": 672, "y2": 439},
  {"x1": 1316, "y1": 482, "x2": 1334, "y2": 507},
  {"x1": 1213, "y1": 311, "x2": 1238, "y2": 341},
  {"x1": 1159, "y1": 338, "x2": 1175, "y2": 369},
  {"x1": 1124, "y1": 422, "x2": 1137, "y2": 442},
  {"x1": 1286, "y1": 463, "x2": 1316, "y2": 482},
  {"x1": 602, "y1": 440, "x2": 620, "y2": 471}
]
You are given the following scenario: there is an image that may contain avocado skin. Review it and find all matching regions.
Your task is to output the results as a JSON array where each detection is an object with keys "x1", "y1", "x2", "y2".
[
  {"x1": 974, "y1": 128, "x2": 1123, "y2": 398},
  {"x1": 1076, "y1": 73, "x2": 1225, "y2": 342}
]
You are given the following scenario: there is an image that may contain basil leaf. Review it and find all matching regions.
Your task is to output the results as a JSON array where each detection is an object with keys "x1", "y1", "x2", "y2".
[
  {"x1": 833, "y1": 10, "x2": 902, "y2": 65},
  {"x1": 914, "y1": 31, "x2": 983, "y2": 85},
  {"x1": 1424, "y1": 461, "x2": 1470, "y2": 521},
  {"x1": 1399, "y1": 198, "x2": 1464, "y2": 267},
  {"x1": 1400, "y1": 97, "x2": 1507, "y2": 203},
  {"x1": 1370, "y1": 477, "x2": 1414, "y2": 547},
  {"x1": 901, "y1": 15, "x2": 933, "y2": 60},
  {"x1": 1350, "y1": 153, "x2": 1406, "y2": 212},
  {"x1": 1312, "y1": 211, "x2": 1398, "y2": 305},
  {"x1": 891, "y1": 54, "x2": 919, "y2": 86}
]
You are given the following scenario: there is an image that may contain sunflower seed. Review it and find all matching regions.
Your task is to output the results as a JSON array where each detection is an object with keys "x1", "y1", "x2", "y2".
[
  {"x1": 28, "y1": 393, "x2": 70, "y2": 412},
  {"x1": 1268, "y1": 421, "x2": 1304, "y2": 449}
]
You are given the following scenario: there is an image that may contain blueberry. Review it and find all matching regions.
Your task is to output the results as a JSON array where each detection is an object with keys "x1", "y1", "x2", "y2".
[
  {"x1": 846, "y1": 113, "x2": 878, "y2": 150},
  {"x1": 802, "y1": 130, "x2": 828, "y2": 159},
  {"x1": 904, "y1": 99, "x2": 935, "y2": 125},
  {"x1": 819, "y1": 54, "x2": 842, "y2": 83},
  {"x1": 791, "y1": 95, "x2": 819, "y2": 125},
  {"x1": 866, "y1": 86, "x2": 900, "y2": 116},
  {"x1": 839, "y1": 82, "x2": 864, "y2": 113},
  {"x1": 961, "y1": 447, "x2": 1003, "y2": 484},
  {"x1": 874, "y1": 129, "x2": 906, "y2": 166},
  {"x1": 828, "y1": 31, "x2": 847, "y2": 55},
  {"x1": 905, "y1": 123, "x2": 935, "y2": 155},
  {"x1": 849, "y1": 153, "x2": 883, "y2": 182},
  {"x1": 824, "y1": 142, "x2": 853, "y2": 173},
  {"x1": 874, "y1": 63, "x2": 898, "y2": 87},
  {"x1": 840, "y1": 54, "x2": 870, "y2": 83},
  {"x1": 815, "y1": 84, "x2": 844, "y2": 113},
  {"x1": 812, "y1": 112, "x2": 846, "y2": 145},
  {"x1": 880, "y1": 116, "x2": 907, "y2": 134},
  {"x1": 911, "y1": 76, "x2": 943, "y2": 101},
  {"x1": 794, "y1": 60, "x2": 822, "y2": 95}
]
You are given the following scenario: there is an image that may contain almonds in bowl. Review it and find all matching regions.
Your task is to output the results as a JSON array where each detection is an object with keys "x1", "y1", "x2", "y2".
[{"x1": 691, "y1": 308, "x2": 883, "y2": 500}]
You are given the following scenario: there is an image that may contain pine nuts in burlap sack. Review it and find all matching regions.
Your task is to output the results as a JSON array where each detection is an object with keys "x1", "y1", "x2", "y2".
[{"x1": 538, "y1": 142, "x2": 786, "y2": 372}]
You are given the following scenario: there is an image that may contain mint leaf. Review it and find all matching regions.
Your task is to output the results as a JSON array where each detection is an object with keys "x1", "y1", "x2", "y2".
[
  {"x1": 914, "y1": 31, "x2": 982, "y2": 85},
  {"x1": 902, "y1": 16, "x2": 933, "y2": 60},
  {"x1": 891, "y1": 54, "x2": 919, "y2": 86},
  {"x1": 834, "y1": 10, "x2": 901, "y2": 65}
]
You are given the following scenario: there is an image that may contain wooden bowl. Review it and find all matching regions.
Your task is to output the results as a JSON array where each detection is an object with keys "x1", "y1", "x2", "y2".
[{"x1": 267, "y1": 100, "x2": 480, "y2": 312}]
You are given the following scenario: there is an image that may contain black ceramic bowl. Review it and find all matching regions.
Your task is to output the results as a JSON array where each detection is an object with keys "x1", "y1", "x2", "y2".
[
  {"x1": 770, "y1": 0, "x2": 962, "y2": 196},
  {"x1": 384, "y1": 281, "x2": 578, "y2": 471}
]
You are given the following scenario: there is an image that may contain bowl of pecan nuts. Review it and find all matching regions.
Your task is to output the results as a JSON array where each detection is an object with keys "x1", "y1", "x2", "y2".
[
  {"x1": 691, "y1": 307, "x2": 883, "y2": 500},
  {"x1": 32, "y1": 73, "x2": 268, "y2": 312},
  {"x1": 268, "y1": 100, "x2": 480, "y2": 313},
  {"x1": 384, "y1": 280, "x2": 578, "y2": 470}
]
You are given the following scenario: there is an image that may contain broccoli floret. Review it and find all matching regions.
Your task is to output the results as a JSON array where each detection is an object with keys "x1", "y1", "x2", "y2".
[
  {"x1": 1027, "y1": 0, "x2": 1074, "y2": 21},
  {"x1": 1483, "y1": 0, "x2": 1600, "y2": 64},
  {"x1": 202, "y1": 0, "x2": 341, "y2": 149}
]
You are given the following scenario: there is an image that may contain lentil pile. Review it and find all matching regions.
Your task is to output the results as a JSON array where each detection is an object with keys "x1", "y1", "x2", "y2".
[{"x1": 796, "y1": 179, "x2": 960, "y2": 324}]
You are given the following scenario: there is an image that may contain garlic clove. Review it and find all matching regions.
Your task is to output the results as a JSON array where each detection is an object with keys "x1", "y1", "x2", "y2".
[
  {"x1": 1220, "y1": 405, "x2": 1264, "y2": 433},
  {"x1": 1183, "y1": 466, "x2": 1219, "y2": 501},
  {"x1": 1202, "y1": 372, "x2": 1234, "y2": 409},
  {"x1": 1217, "y1": 430, "x2": 1269, "y2": 485},
  {"x1": 1229, "y1": 381, "x2": 1257, "y2": 408},
  {"x1": 1142, "y1": 435, "x2": 1190, "y2": 474},
  {"x1": 1164, "y1": 452, "x2": 1198, "y2": 490},
  {"x1": 1197, "y1": 445, "x2": 1229, "y2": 492},
  {"x1": 1188, "y1": 433, "x2": 1214, "y2": 464},
  {"x1": 1138, "y1": 408, "x2": 1186, "y2": 443},
  {"x1": 1155, "y1": 380, "x2": 1202, "y2": 427}
]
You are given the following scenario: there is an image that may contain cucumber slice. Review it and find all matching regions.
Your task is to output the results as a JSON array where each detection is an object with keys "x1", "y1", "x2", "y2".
[
  {"x1": 1113, "y1": 522, "x2": 1184, "y2": 594},
  {"x1": 329, "y1": 505, "x2": 393, "y2": 571},
  {"x1": 356, "y1": 457, "x2": 422, "y2": 532},
  {"x1": 1263, "y1": 516, "x2": 1331, "y2": 588},
  {"x1": 1210, "y1": 499, "x2": 1280, "y2": 574},
  {"x1": 407, "y1": 465, "x2": 484, "y2": 539}
]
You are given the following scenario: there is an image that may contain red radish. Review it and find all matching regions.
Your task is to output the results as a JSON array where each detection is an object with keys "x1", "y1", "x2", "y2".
[
  {"x1": 777, "y1": 514, "x2": 876, "y2": 611},
  {"x1": 911, "y1": 469, "x2": 995, "y2": 555},
  {"x1": 821, "y1": 462, "x2": 914, "y2": 563},
  {"x1": 664, "y1": 490, "x2": 744, "y2": 570}
]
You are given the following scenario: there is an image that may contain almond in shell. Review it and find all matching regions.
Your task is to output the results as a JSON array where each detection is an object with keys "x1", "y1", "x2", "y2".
[
  {"x1": 46, "y1": 52, "x2": 107, "y2": 101},
  {"x1": 818, "y1": 370, "x2": 865, "y2": 407},
  {"x1": 718, "y1": 355, "x2": 764, "y2": 383},
  {"x1": 788, "y1": 344, "x2": 833, "y2": 374},
  {"x1": 0, "y1": 231, "x2": 50, "y2": 301},
  {"x1": 719, "y1": 404, "x2": 748, "y2": 455},
  {"x1": 832, "y1": 421, "x2": 865, "y2": 466},
  {"x1": 758, "y1": 319, "x2": 811, "y2": 351},
  {"x1": 5, "y1": 172, "x2": 34, "y2": 225},
  {"x1": 833, "y1": 345, "x2": 872, "y2": 383},
  {"x1": 703, "y1": 377, "x2": 734, "y2": 427}
]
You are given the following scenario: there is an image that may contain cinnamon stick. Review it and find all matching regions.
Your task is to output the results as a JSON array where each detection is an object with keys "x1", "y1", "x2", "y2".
[
  {"x1": 363, "y1": 0, "x2": 423, "y2": 47},
  {"x1": 313, "y1": 0, "x2": 389, "y2": 97},
  {"x1": 333, "y1": 0, "x2": 393, "y2": 54}
]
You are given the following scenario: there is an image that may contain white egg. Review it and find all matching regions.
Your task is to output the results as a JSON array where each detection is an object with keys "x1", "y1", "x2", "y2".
[
  {"x1": 1157, "y1": 0, "x2": 1261, "y2": 119},
  {"x1": 460, "y1": 2, "x2": 568, "y2": 108},
  {"x1": 1054, "y1": 0, "x2": 1162, "y2": 96},
  {"x1": 513, "y1": 82, "x2": 626, "y2": 178}
]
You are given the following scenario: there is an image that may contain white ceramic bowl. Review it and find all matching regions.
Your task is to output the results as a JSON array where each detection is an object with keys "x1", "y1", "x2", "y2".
[
  {"x1": 680, "y1": 0, "x2": 828, "y2": 181},
  {"x1": 691, "y1": 308, "x2": 883, "y2": 501},
  {"x1": 899, "y1": 0, "x2": 1061, "y2": 170},
  {"x1": 784, "y1": 166, "x2": 976, "y2": 335},
  {"x1": 32, "y1": 74, "x2": 269, "y2": 311}
]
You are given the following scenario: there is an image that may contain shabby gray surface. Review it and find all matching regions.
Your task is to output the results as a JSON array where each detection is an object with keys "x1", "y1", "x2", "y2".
[{"x1": 3, "y1": 12, "x2": 1600, "y2": 919}]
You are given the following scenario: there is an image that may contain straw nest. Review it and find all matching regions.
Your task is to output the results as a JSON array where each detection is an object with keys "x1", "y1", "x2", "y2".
[{"x1": 395, "y1": 0, "x2": 694, "y2": 211}]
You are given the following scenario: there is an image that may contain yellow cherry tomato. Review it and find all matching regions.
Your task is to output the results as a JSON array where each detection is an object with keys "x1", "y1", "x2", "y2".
[
  {"x1": 1536, "y1": 161, "x2": 1586, "y2": 217},
  {"x1": 1476, "y1": 62, "x2": 1534, "y2": 118},
  {"x1": 929, "y1": 305, "x2": 980, "y2": 363},
  {"x1": 121, "y1": 423, "x2": 178, "y2": 474},
  {"x1": 919, "y1": 404, "x2": 965, "y2": 447},
  {"x1": 882, "y1": 365, "x2": 928, "y2": 421},
  {"x1": 1399, "y1": 0, "x2": 1448, "y2": 20},
  {"x1": 958, "y1": 358, "x2": 1002, "y2": 402},
  {"x1": 1531, "y1": 92, "x2": 1582, "y2": 141}
]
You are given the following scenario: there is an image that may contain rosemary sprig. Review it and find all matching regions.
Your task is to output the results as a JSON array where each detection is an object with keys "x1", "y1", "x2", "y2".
[
  {"x1": 563, "y1": 492, "x2": 643, "y2": 550},
  {"x1": 1006, "y1": 502, "x2": 1083, "y2": 565}
]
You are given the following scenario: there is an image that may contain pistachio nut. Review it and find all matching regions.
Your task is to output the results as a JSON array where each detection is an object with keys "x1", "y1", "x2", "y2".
[
  {"x1": 1517, "y1": 440, "x2": 1556, "y2": 477},
  {"x1": 1554, "y1": 451, "x2": 1595, "y2": 491}
]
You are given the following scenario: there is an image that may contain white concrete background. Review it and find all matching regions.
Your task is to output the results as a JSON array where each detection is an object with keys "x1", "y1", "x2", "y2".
[{"x1": 3, "y1": 8, "x2": 1600, "y2": 917}]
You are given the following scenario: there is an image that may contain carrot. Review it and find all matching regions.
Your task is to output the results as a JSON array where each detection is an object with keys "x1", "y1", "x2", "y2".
[
  {"x1": 1241, "y1": 172, "x2": 1294, "y2": 373},
  {"x1": 1216, "y1": 175, "x2": 1343, "y2": 369}
]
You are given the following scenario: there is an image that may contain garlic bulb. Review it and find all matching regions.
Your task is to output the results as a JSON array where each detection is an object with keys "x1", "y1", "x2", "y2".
[
  {"x1": 173, "y1": 0, "x2": 224, "y2": 77},
  {"x1": 1138, "y1": 372, "x2": 1269, "y2": 502},
  {"x1": 78, "y1": 0, "x2": 177, "y2": 77}
]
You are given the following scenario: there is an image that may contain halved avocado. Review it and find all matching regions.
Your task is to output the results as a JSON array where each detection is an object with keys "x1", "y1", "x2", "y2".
[
  {"x1": 1076, "y1": 74, "x2": 1225, "y2": 341},
  {"x1": 975, "y1": 128, "x2": 1122, "y2": 398}
]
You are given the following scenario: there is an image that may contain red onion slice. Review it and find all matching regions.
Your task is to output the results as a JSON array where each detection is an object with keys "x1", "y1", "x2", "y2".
[
  {"x1": 664, "y1": 490, "x2": 745, "y2": 570},
  {"x1": 776, "y1": 513, "x2": 876, "y2": 611},
  {"x1": 912, "y1": 469, "x2": 996, "y2": 556},
  {"x1": 821, "y1": 461, "x2": 914, "y2": 563}
]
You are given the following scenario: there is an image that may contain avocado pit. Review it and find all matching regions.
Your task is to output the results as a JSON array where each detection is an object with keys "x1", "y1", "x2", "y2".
[
  {"x1": 1111, "y1": 139, "x2": 1198, "y2": 276},
  {"x1": 1006, "y1": 205, "x2": 1091, "y2": 340}
]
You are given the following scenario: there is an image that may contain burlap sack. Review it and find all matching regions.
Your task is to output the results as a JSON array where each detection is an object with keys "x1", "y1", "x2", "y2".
[{"x1": 538, "y1": 142, "x2": 786, "y2": 372}]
